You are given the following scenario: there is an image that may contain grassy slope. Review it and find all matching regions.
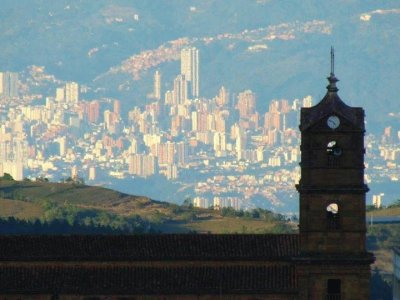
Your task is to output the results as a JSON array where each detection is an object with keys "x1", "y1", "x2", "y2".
[
  {"x1": 367, "y1": 207, "x2": 400, "y2": 273},
  {"x1": 368, "y1": 222, "x2": 400, "y2": 275},
  {"x1": 0, "y1": 198, "x2": 43, "y2": 219},
  {"x1": 0, "y1": 180, "x2": 291, "y2": 233},
  {"x1": 0, "y1": 180, "x2": 151, "y2": 208},
  {"x1": 366, "y1": 206, "x2": 400, "y2": 274},
  {"x1": 185, "y1": 218, "x2": 285, "y2": 234},
  {"x1": 161, "y1": 217, "x2": 288, "y2": 234},
  {"x1": 371, "y1": 248, "x2": 393, "y2": 275},
  {"x1": 367, "y1": 207, "x2": 400, "y2": 217},
  {"x1": 0, "y1": 180, "x2": 167, "y2": 217},
  {"x1": 366, "y1": 208, "x2": 400, "y2": 274}
]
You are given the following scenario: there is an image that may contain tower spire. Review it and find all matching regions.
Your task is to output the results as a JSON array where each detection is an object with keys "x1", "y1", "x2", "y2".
[
  {"x1": 331, "y1": 46, "x2": 335, "y2": 76},
  {"x1": 327, "y1": 46, "x2": 339, "y2": 93}
]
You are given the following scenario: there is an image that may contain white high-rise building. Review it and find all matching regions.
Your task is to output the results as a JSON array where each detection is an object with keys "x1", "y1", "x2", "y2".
[
  {"x1": 0, "y1": 72, "x2": 19, "y2": 98},
  {"x1": 88, "y1": 166, "x2": 96, "y2": 181},
  {"x1": 166, "y1": 164, "x2": 178, "y2": 180},
  {"x1": 0, "y1": 73, "x2": 3, "y2": 95},
  {"x1": 65, "y1": 82, "x2": 79, "y2": 103},
  {"x1": 193, "y1": 197, "x2": 210, "y2": 209},
  {"x1": 235, "y1": 130, "x2": 247, "y2": 160},
  {"x1": 56, "y1": 87, "x2": 65, "y2": 102},
  {"x1": 180, "y1": 47, "x2": 199, "y2": 98},
  {"x1": 71, "y1": 165, "x2": 78, "y2": 179},
  {"x1": 154, "y1": 70, "x2": 161, "y2": 100},
  {"x1": 173, "y1": 75, "x2": 187, "y2": 105},
  {"x1": 372, "y1": 194, "x2": 383, "y2": 209},
  {"x1": 302, "y1": 95, "x2": 313, "y2": 108},
  {"x1": 58, "y1": 136, "x2": 67, "y2": 156},
  {"x1": 1, "y1": 161, "x2": 23, "y2": 181}
]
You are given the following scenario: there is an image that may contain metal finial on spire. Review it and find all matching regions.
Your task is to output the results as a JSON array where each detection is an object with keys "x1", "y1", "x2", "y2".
[{"x1": 327, "y1": 46, "x2": 339, "y2": 93}]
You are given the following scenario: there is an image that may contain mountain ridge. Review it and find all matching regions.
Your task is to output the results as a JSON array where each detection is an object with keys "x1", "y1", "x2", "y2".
[{"x1": 1, "y1": 1, "x2": 400, "y2": 121}]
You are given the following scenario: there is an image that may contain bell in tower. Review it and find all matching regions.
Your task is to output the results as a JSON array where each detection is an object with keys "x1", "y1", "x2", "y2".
[{"x1": 296, "y1": 48, "x2": 374, "y2": 299}]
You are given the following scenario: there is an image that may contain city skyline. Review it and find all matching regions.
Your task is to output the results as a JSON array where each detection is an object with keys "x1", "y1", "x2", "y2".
[
  {"x1": 0, "y1": 1, "x2": 399, "y2": 213},
  {"x1": 0, "y1": 43, "x2": 398, "y2": 214}
]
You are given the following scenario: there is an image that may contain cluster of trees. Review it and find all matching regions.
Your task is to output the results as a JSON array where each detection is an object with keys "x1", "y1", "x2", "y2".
[
  {"x1": 370, "y1": 268, "x2": 393, "y2": 300},
  {"x1": 219, "y1": 207, "x2": 287, "y2": 221},
  {"x1": 367, "y1": 199, "x2": 400, "y2": 211},
  {"x1": 0, "y1": 217, "x2": 129, "y2": 234},
  {"x1": 39, "y1": 200, "x2": 154, "y2": 234},
  {"x1": 0, "y1": 173, "x2": 14, "y2": 181},
  {"x1": 0, "y1": 173, "x2": 84, "y2": 185},
  {"x1": 367, "y1": 223, "x2": 400, "y2": 251},
  {"x1": 388, "y1": 199, "x2": 400, "y2": 208},
  {"x1": 367, "y1": 224, "x2": 398, "y2": 299},
  {"x1": 62, "y1": 177, "x2": 85, "y2": 185},
  {"x1": 1, "y1": 196, "x2": 157, "y2": 234}
]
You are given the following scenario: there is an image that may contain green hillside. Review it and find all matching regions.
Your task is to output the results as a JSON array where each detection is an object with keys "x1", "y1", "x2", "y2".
[
  {"x1": 0, "y1": 179, "x2": 155, "y2": 215},
  {"x1": 366, "y1": 202, "x2": 400, "y2": 276},
  {"x1": 0, "y1": 178, "x2": 294, "y2": 234},
  {"x1": 367, "y1": 205, "x2": 400, "y2": 217},
  {"x1": 0, "y1": 198, "x2": 43, "y2": 219}
]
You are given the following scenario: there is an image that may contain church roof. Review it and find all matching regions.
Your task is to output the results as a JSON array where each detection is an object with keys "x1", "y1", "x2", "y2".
[
  {"x1": 300, "y1": 81, "x2": 364, "y2": 131},
  {"x1": 0, "y1": 234, "x2": 299, "y2": 295},
  {"x1": 0, "y1": 234, "x2": 299, "y2": 261},
  {"x1": 300, "y1": 48, "x2": 364, "y2": 131},
  {"x1": 0, "y1": 264, "x2": 297, "y2": 295}
]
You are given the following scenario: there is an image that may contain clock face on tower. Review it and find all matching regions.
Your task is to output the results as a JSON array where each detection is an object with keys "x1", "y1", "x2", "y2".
[{"x1": 327, "y1": 115, "x2": 340, "y2": 129}]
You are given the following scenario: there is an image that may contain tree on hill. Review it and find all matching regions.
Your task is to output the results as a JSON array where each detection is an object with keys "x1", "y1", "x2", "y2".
[
  {"x1": 35, "y1": 176, "x2": 49, "y2": 182},
  {"x1": 0, "y1": 173, "x2": 14, "y2": 181},
  {"x1": 388, "y1": 199, "x2": 400, "y2": 208},
  {"x1": 62, "y1": 176, "x2": 85, "y2": 185}
]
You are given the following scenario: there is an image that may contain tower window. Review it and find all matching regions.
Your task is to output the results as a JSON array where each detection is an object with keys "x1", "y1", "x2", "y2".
[
  {"x1": 327, "y1": 141, "x2": 337, "y2": 153},
  {"x1": 327, "y1": 279, "x2": 341, "y2": 300},
  {"x1": 327, "y1": 141, "x2": 342, "y2": 166},
  {"x1": 326, "y1": 203, "x2": 340, "y2": 230}
]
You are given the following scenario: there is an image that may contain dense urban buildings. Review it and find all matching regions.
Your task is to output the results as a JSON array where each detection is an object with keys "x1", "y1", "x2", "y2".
[
  {"x1": 0, "y1": 64, "x2": 374, "y2": 299},
  {"x1": 0, "y1": 48, "x2": 398, "y2": 212}
]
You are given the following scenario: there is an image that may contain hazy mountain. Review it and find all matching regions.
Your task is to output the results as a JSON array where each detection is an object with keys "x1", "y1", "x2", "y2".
[{"x1": 1, "y1": 0, "x2": 400, "y2": 125}]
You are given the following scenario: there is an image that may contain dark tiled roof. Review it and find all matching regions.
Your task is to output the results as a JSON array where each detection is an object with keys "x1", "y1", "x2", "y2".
[
  {"x1": 300, "y1": 90, "x2": 364, "y2": 131},
  {"x1": 0, "y1": 234, "x2": 299, "y2": 261},
  {"x1": 0, "y1": 264, "x2": 297, "y2": 295}
]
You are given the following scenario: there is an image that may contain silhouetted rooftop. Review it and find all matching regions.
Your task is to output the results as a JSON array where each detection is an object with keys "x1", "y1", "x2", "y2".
[
  {"x1": 0, "y1": 234, "x2": 299, "y2": 261},
  {"x1": 0, "y1": 264, "x2": 297, "y2": 295}
]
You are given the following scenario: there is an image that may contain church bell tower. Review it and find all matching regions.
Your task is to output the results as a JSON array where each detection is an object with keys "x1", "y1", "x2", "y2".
[{"x1": 296, "y1": 48, "x2": 374, "y2": 299}]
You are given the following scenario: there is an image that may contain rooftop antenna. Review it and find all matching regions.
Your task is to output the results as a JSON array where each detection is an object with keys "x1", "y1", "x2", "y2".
[{"x1": 330, "y1": 46, "x2": 335, "y2": 76}]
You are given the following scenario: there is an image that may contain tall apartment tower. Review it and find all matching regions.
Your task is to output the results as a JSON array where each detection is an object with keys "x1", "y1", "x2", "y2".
[
  {"x1": 216, "y1": 86, "x2": 229, "y2": 107},
  {"x1": 0, "y1": 72, "x2": 19, "y2": 98},
  {"x1": 0, "y1": 73, "x2": 3, "y2": 96},
  {"x1": 180, "y1": 47, "x2": 199, "y2": 98},
  {"x1": 65, "y1": 82, "x2": 79, "y2": 103},
  {"x1": 154, "y1": 70, "x2": 161, "y2": 100},
  {"x1": 173, "y1": 75, "x2": 187, "y2": 105},
  {"x1": 236, "y1": 90, "x2": 256, "y2": 119},
  {"x1": 296, "y1": 49, "x2": 374, "y2": 299}
]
